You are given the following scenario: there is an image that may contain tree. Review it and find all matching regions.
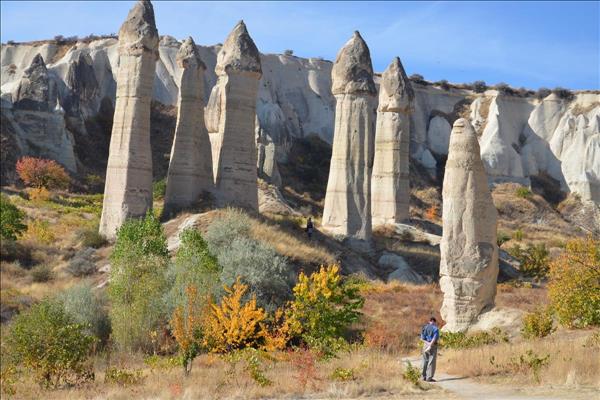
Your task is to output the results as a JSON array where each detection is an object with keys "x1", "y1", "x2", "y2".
[
  {"x1": 171, "y1": 285, "x2": 204, "y2": 375},
  {"x1": 16, "y1": 157, "x2": 70, "y2": 190},
  {"x1": 6, "y1": 299, "x2": 95, "y2": 388},
  {"x1": 0, "y1": 194, "x2": 26, "y2": 240},
  {"x1": 548, "y1": 237, "x2": 599, "y2": 328},
  {"x1": 472, "y1": 80, "x2": 487, "y2": 93}
]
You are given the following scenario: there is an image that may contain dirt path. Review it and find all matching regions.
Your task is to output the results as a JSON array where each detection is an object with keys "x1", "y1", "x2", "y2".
[{"x1": 402, "y1": 357, "x2": 573, "y2": 400}]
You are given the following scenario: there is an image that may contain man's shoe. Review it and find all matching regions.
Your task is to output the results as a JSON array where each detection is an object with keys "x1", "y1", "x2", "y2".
[{"x1": 426, "y1": 378, "x2": 436, "y2": 382}]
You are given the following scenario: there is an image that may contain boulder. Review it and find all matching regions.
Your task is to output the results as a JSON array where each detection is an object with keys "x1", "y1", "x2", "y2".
[{"x1": 379, "y1": 252, "x2": 425, "y2": 284}]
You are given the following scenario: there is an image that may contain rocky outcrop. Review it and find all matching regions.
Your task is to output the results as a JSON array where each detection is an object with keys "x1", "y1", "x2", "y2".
[
  {"x1": 1, "y1": 35, "x2": 598, "y2": 205},
  {"x1": 322, "y1": 32, "x2": 377, "y2": 246},
  {"x1": 439, "y1": 118, "x2": 499, "y2": 332},
  {"x1": 379, "y1": 252, "x2": 425, "y2": 284},
  {"x1": 163, "y1": 37, "x2": 212, "y2": 215},
  {"x1": 99, "y1": 0, "x2": 159, "y2": 239},
  {"x1": 205, "y1": 21, "x2": 262, "y2": 210},
  {"x1": 371, "y1": 57, "x2": 414, "y2": 227}
]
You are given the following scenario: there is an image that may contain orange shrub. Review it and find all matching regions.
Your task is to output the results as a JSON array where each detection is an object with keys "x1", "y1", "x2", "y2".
[
  {"x1": 203, "y1": 279, "x2": 267, "y2": 353},
  {"x1": 16, "y1": 157, "x2": 70, "y2": 190},
  {"x1": 425, "y1": 205, "x2": 439, "y2": 220},
  {"x1": 171, "y1": 285, "x2": 205, "y2": 375}
]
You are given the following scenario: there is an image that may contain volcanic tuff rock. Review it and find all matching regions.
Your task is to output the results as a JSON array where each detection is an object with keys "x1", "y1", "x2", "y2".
[
  {"x1": 205, "y1": 21, "x2": 262, "y2": 210},
  {"x1": 1, "y1": 32, "x2": 598, "y2": 206},
  {"x1": 99, "y1": 0, "x2": 159, "y2": 238},
  {"x1": 164, "y1": 37, "x2": 212, "y2": 215},
  {"x1": 322, "y1": 32, "x2": 377, "y2": 245},
  {"x1": 439, "y1": 118, "x2": 499, "y2": 332},
  {"x1": 371, "y1": 57, "x2": 414, "y2": 226}
]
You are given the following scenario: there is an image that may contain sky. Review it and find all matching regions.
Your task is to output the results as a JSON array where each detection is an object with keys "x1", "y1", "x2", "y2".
[{"x1": 1, "y1": 1, "x2": 599, "y2": 90}]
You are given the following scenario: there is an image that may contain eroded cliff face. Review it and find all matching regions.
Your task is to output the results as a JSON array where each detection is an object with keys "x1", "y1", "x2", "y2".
[{"x1": 1, "y1": 38, "x2": 598, "y2": 205}]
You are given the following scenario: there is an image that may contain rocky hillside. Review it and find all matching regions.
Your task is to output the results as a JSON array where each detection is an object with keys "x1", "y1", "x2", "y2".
[{"x1": 1, "y1": 37, "x2": 599, "y2": 205}]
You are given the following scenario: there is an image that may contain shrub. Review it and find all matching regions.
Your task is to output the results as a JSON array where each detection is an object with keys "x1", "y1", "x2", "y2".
[
  {"x1": 0, "y1": 238, "x2": 32, "y2": 266},
  {"x1": 0, "y1": 195, "x2": 26, "y2": 240},
  {"x1": 66, "y1": 247, "x2": 97, "y2": 277},
  {"x1": 331, "y1": 367, "x2": 355, "y2": 382},
  {"x1": 206, "y1": 211, "x2": 293, "y2": 312},
  {"x1": 28, "y1": 187, "x2": 51, "y2": 202},
  {"x1": 425, "y1": 205, "x2": 438, "y2": 220},
  {"x1": 535, "y1": 87, "x2": 552, "y2": 100},
  {"x1": 435, "y1": 79, "x2": 450, "y2": 90},
  {"x1": 6, "y1": 299, "x2": 95, "y2": 388},
  {"x1": 552, "y1": 87, "x2": 574, "y2": 101},
  {"x1": 440, "y1": 328, "x2": 508, "y2": 349},
  {"x1": 76, "y1": 227, "x2": 107, "y2": 248},
  {"x1": 521, "y1": 308, "x2": 555, "y2": 339},
  {"x1": 26, "y1": 219, "x2": 55, "y2": 244},
  {"x1": 509, "y1": 243, "x2": 549, "y2": 278},
  {"x1": 512, "y1": 229, "x2": 524, "y2": 241},
  {"x1": 166, "y1": 228, "x2": 219, "y2": 315},
  {"x1": 548, "y1": 237, "x2": 599, "y2": 328},
  {"x1": 497, "y1": 231, "x2": 510, "y2": 247},
  {"x1": 495, "y1": 82, "x2": 516, "y2": 96},
  {"x1": 515, "y1": 186, "x2": 532, "y2": 199},
  {"x1": 31, "y1": 264, "x2": 53, "y2": 282},
  {"x1": 153, "y1": 179, "x2": 167, "y2": 200},
  {"x1": 104, "y1": 367, "x2": 144, "y2": 386},
  {"x1": 59, "y1": 283, "x2": 110, "y2": 345},
  {"x1": 171, "y1": 285, "x2": 204, "y2": 375},
  {"x1": 472, "y1": 80, "x2": 487, "y2": 93},
  {"x1": 507, "y1": 350, "x2": 550, "y2": 383},
  {"x1": 110, "y1": 254, "x2": 169, "y2": 352},
  {"x1": 409, "y1": 74, "x2": 427, "y2": 85},
  {"x1": 286, "y1": 265, "x2": 364, "y2": 357},
  {"x1": 111, "y1": 212, "x2": 168, "y2": 263},
  {"x1": 402, "y1": 361, "x2": 421, "y2": 386},
  {"x1": 85, "y1": 174, "x2": 104, "y2": 192},
  {"x1": 16, "y1": 157, "x2": 70, "y2": 190},
  {"x1": 289, "y1": 348, "x2": 318, "y2": 391},
  {"x1": 203, "y1": 279, "x2": 267, "y2": 353},
  {"x1": 284, "y1": 49, "x2": 294, "y2": 56}
]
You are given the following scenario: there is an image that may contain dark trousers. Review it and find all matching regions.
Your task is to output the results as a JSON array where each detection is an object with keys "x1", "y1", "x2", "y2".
[{"x1": 422, "y1": 344, "x2": 437, "y2": 380}]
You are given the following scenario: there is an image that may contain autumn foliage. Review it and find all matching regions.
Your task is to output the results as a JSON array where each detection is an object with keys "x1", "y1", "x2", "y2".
[
  {"x1": 171, "y1": 285, "x2": 205, "y2": 375},
  {"x1": 16, "y1": 157, "x2": 70, "y2": 190}
]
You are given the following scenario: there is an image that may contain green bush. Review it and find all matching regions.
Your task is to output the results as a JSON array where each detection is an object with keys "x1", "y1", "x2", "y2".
[
  {"x1": 521, "y1": 308, "x2": 555, "y2": 339},
  {"x1": 153, "y1": 179, "x2": 167, "y2": 201},
  {"x1": 206, "y1": 210, "x2": 293, "y2": 312},
  {"x1": 512, "y1": 229, "x2": 524, "y2": 241},
  {"x1": 402, "y1": 361, "x2": 421, "y2": 386},
  {"x1": 76, "y1": 227, "x2": 107, "y2": 248},
  {"x1": 515, "y1": 187, "x2": 532, "y2": 199},
  {"x1": 472, "y1": 80, "x2": 487, "y2": 93},
  {"x1": 0, "y1": 194, "x2": 27, "y2": 241},
  {"x1": 111, "y1": 213, "x2": 168, "y2": 263},
  {"x1": 549, "y1": 237, "x2": 599, "y2": 328},
  {"x1": 331, "y1": 367, "x2": 355, "y2": 382},
  {"x1": 497, "y1": 231, "x2": 511, "y2": 247},
  {"x1": 59, "y1": 283, "x2": 111, "y2": 345},
  {"x1": 104, "y1": 367, "x2": 144, "y2": 386},
  {"x1": 109, "y1": 214, "x2": 170, "y2": 351},
  {"x1": 165, "y1": 228, "x2": 220, "y2": 314},
  {"x1": 508, "y1": 350, "x2": 550, "y2": 383},
  {"x1": 508, "y1": 243, "x2": 549, "y2": 278},
  {"x1": 0, "y1": 238, "x2": 32, "y2": 266},
  {"x1": 6, "y1": 299, "x2": 95, "y2": 388},
  {"x1": 287, "y1": 265, "x2": 364, "y2": 358},
  {"x1": 440, "y1": 328, "x2": 508, "y2": 349},
  {"x1": 66, "y1": 247, "x2": 97, "y2": 277},
  {"x1": 31, "y1": 264, "x2": 53, "y2": 282}
]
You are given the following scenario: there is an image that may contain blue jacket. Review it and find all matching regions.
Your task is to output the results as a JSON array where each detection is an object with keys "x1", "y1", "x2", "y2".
[{"x1": 421, "y1": 324, "x2": 439, "y2": 343}]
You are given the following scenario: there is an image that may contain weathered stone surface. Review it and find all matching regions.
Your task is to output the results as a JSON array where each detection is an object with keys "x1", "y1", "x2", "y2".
[
  {"x1": 379, "y1": 252, "x2": 425, "y2": 284},
  {"x1": 322, "y1": 32, "x2": 377, "y2": 245},
  {"x1": 14, "y1": 54, "x2": 57, "y2": 112},
  {"x1": 164, "y1": 37, "x2": 213, "y2": 215},
  {"x1": 439, "y1": 118, "x2": 499, "y2": 332},
  {"x1": 371, "y1": 57, "x2": 414, "y2": 227},
  {"x1": 99, "y1": 0, "x2": 159, "y2": 239},
  {"x1": 206, "y1": 21, "x2": 262, "y2": 210}
]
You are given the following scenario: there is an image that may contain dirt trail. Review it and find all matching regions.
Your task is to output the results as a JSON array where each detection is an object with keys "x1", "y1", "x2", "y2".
[{"x1": 402, "y1": 357, "x2": 576, "y2": 400}]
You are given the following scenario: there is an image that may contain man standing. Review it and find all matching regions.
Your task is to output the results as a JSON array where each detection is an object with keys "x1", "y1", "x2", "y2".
[
  {"x1": 305, "y1": 217, "x2": 314, "y2": 239},
  {"x1": 421, "y1": 317, "x2": 439, "y2": 382}
]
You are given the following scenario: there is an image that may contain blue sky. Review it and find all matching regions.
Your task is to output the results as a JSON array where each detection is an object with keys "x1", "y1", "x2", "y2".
[{"x1": 1, "y1": 1, "x2": 598, "y2": 90}]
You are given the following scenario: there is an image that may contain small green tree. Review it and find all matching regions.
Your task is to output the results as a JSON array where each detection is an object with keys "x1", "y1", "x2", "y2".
[
  {"x1": 521, "y1": 308, "x2": 555, "y2": 339},
  {"x1": 548, "y1": 237, "x2": 599, "y2": 328},
  {"x1": 59, "y1": 283, "x2": 111, "y2": 345},
  {"x1": 509, "y1": 243, "x2": 549, "y2": 278},
  {"x1": 109, "y1": 213, "x2": 169, "y2": 351},
  {"x1": 0, "y1": 195, "x2": 27, "y2": 241},
  {"x1": 286, "y1": 265, "x2": 364, "y2": 357},
  {"x1": 6, "y1": 299, "x2": 95, "y2": 388}
]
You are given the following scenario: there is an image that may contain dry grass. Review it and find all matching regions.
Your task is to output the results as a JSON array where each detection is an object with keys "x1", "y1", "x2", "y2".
[
  {"x1": 438, "y1": 330, "x2": 600, "y2": 388},
  {"x1": 496, "y1": 284, "x2": 548, "y2": 313},
  {"x1": 361, "y1": 281, "x2": 443, "y2": 353},
  {"x1": 4, "y1": 348, "x2": 450, "y2": 400}
]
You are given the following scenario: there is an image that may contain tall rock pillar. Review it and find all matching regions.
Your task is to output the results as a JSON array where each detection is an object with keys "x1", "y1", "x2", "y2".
[
  {"x1": 371, "y1": 57, "x2": 414, "y2": 227},
  {"x1": 164, "y1": 37, "x2": 213, "y2": 216},
  {"x1": 205, "y1": 21, "x2": 262, "y2": 210},
  {"x1": 439, "y1": 118, "x2": 499, "y2": 332},
  {"x1": 322, "y1": 31, "x2": 377, "y2": 246},
  {"x1": 99, "y1": 0, "x2": 159, "y2": 239}
]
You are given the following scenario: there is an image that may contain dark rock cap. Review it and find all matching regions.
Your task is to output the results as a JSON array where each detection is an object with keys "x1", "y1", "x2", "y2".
[
  {"x1": 215, "y1": 20, "x2": 262, "y2": 77},
  {"x1": 177, "y1": 37, "x2": 206, "y2": 70},
  {"x1": 379, "y1": 56, "x2": 414, "y2": 113},
  {"x1": 331, "y1": 31, "x2": 376, "y2": 95},
  {"x1": 118, "y1": 0, "x2": 159, "y2": 56}
]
